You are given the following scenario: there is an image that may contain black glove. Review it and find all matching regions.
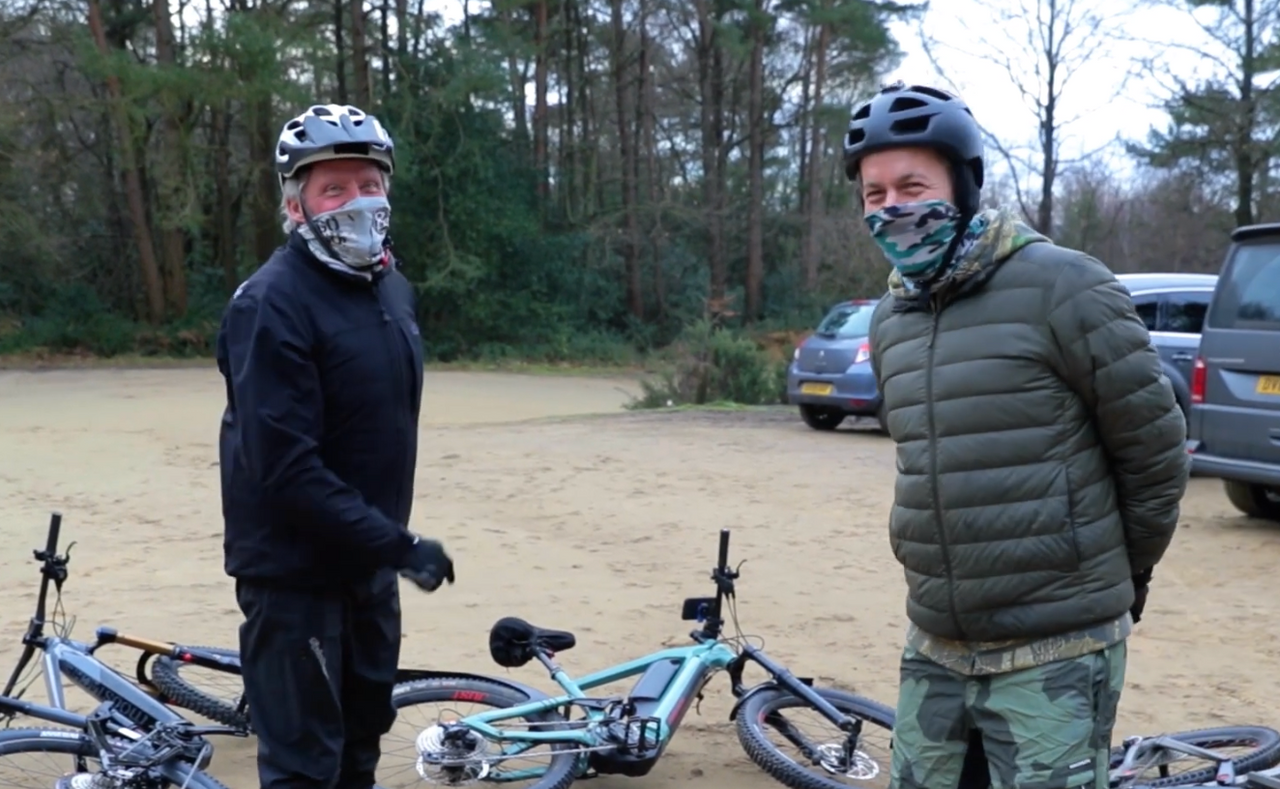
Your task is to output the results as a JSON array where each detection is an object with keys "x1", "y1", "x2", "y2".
[
  {"x1": 399, "y1": 535, "x2": 455, "y2": 592},
  {"x1": 1130, "y1": 567, "x2": 1153, "y2": 625}
]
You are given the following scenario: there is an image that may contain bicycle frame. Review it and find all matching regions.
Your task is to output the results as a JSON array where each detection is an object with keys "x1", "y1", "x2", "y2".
[
  {"x1": 461, "y1": 641, "x2": 738, "y2": 748},
  {"x1": 1, "y1": 512, "x2": 248, "y2": 735},
  {"x1": 439, "y1": 529, "x2": 865, "y2": 783},
  {"x1": 1114, "y1": 734, "x2": 1280, "y2": 788},
  {"x1": 0, "y1": 687, "x2": 233, "y2": 784}
]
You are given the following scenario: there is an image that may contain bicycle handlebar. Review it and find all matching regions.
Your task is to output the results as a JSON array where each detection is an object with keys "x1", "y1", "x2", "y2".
[
  {"x1": 716, "y1": 528, "x2": 729, "y2": 574},
  {"x1": 40, "y1": 511, "x2": 61, "y2": 561}
]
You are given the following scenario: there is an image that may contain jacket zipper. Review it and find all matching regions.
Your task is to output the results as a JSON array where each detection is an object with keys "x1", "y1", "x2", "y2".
[
  {"x1": 372, "y1": 279, "x2": 409, "y2": 517},
  {"x1": 925, "y1": 297, "x2": 965, "y2": 638}
]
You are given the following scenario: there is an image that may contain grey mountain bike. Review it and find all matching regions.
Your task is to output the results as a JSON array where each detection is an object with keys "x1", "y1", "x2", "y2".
[
  {"x1": 0, "y1": 512, "x2": 242, "y2": 787},
  {"x1": 1106, "y1": 728, "x2": 1280, "y2": 789}
]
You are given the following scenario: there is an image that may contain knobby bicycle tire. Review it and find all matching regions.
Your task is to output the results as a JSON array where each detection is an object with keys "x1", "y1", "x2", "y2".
[
  {"x1": 150, "y1": 646, "x2": 250, "y2": 731},
  {"x1": 736, "y1": 685, "x2": 897, "y2": 789},
  {"x1": 1110, "y1": 725, "x2": 1280, "y2": 788},
  {"x1": 0, "y1": 727, "x2": 228, "y2": 788},
  {"x1": 392, "y1": 676, "x2": 578, "y2": 789}
]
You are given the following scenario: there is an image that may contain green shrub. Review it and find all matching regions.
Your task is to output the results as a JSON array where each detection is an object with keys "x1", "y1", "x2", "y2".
[{"x1": 629, "y1": 320, "x2": 787, "y2": 409}]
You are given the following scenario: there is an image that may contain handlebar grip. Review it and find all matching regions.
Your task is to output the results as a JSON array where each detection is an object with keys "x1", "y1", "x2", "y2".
[
  {"x1": 717, "y1": 529, "x2": 730, "y2": 571},
  {"x1": 45, "y1": 512, "x2": 62, "y2": 556}
]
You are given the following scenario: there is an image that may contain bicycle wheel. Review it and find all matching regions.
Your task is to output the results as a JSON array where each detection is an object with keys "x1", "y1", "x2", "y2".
[
  {"x1": 150, "y1": 646, "x2": 250, "y2": 730},
  {"x1": 1110, "y1": 726, "x2": 1280, "y2": 788},
  {"x1": 0, "y1": 727, "x2": 228, "y2": 788},
  {"x1": 380, "y1": 676, "x2": 579, "y2": 789},
  {"x1": 736, "y1": 685, "x2": 896, "y2": 789}
]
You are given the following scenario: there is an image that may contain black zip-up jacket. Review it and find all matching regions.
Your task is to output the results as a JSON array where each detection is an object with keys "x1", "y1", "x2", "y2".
[{"x1": 216, "y1": 232, "x2": 424, "y2": 588}]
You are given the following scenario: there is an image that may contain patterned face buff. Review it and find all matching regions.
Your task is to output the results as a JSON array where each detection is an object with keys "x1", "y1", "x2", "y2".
[
  {"x1": 864, "y1": 199, "x2": 963, "y2": 278},
  {"x1": 299, "y1": 195, "x2": 392, "y2": 270}
]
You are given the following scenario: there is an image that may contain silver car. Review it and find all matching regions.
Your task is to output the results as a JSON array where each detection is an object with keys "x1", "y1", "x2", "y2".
[
  {"x1": 1117, "y1": 272, "x2": 1219, "y2": 423},
  {"x1": 1187, "y1": 224, "x2": 1280, "y2": 521}
]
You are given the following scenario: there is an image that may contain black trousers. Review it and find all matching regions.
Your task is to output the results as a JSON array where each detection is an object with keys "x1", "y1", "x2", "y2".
[{"x1": 236, "y1": 570, "x2": 402, "y2": 789}]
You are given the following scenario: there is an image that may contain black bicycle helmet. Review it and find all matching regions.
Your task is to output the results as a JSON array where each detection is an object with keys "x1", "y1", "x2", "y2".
[
  {"x1": 274, "y1": 104, "x2": 395, "y2": 186},
  {"x1": 842, "y1": 82, "x2": 984, "y2": 215}
]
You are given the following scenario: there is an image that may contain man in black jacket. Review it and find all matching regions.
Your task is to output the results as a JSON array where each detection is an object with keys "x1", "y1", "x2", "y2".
[{"x1": 216, "y1": 103, "x2": 454, "y2": 789}]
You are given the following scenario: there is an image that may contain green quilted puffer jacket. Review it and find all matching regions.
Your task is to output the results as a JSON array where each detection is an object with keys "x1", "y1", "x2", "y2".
[{"x1": 869, "y1": 208, "x2": 1189, "y2": 643}]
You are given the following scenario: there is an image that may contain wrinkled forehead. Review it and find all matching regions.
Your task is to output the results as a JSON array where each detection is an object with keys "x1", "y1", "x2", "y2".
[
  {"x1": 305, "y1": 158, "x2": 386, "y2": 186},
  {"x1": 858, "y1": 147, "x2": 951, "y2": 187}
]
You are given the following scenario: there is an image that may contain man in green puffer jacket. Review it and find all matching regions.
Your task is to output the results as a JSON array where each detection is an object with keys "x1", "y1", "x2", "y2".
[{"x1": 843, "y1": 83, "x2": 1190, "y2": 789}]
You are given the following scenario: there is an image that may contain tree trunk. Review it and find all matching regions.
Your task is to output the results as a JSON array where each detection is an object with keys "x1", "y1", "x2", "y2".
[
  {"x1": 745, "y1": 0, "x2": 766, "y2": 322},
  {"x1": 334, "y1": 0, "x2": 346, "y2": 102},
  {"x1": 1235, "y1": 0, "x2": 1257, "y2": 227},
  {"x1": 803, "y1": 17, "x2": 829, "y2": 291},
  {"x1": 639, "y1": 0, "x2": 663, "y2": 317},
  {"x1": 212, "y1": 103, "x2": 238, "y2": 294},
  {"x1": 695, "y1": 0, "x2": 726, "y2": 303},
  {"x1": 151, "y1": 0, "x2": 188, "y2": 318},
  {"x1": 251, "y1": 94, "x2": 281, "y2": 263},
  {"x1": 532, "y1": 0, "x2": 550, "y2": 201},
  {"x1": 560, "y1": 0, "x2": 577, "y2": 220},
  {"x1": 350, "y1": 0, "x2": 370, "y2": 107},
  {"x1": 87, "y1": 0, "x2": 165, "y2": 323},
  {"x1": 610, "y1": 0, "x2": 641, "y2": 318}
]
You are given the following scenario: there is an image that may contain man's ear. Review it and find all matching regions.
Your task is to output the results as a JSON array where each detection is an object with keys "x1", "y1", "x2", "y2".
[{"x1": 285, "y1": 196, "x2": 305, "y2": 225}]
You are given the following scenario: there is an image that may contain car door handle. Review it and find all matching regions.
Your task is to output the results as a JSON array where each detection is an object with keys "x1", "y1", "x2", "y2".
[{"x1": 1171, "y1": 352, "x2": 1194, "y2": 362}]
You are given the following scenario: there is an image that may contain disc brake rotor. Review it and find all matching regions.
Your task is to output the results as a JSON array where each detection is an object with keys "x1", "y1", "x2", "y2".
[{"x1": 816, "y1": 742, "x2": 880, "y2": 780}]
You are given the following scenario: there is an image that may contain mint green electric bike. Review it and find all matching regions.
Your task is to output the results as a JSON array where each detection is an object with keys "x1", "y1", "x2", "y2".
[{"x1": 388, "y1": 529, "x2": 895, "y2": 789}]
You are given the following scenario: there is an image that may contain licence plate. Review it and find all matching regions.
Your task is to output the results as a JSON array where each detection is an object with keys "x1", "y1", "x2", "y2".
[
  {"x1": 800, "y1": 382, "x2": 834, "y2": 396},
  {"x1": 1258, "y1": 375, "x2": 1280, "y2": 395}
]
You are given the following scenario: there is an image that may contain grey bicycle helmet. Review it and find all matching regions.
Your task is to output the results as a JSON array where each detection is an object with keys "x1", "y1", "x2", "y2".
[
  {"x1": 842, "y1": 82, "x2": 984, "y2": 215},
  {"x1": 274, "y1": 104, "x2": 395, "y2": 185}
]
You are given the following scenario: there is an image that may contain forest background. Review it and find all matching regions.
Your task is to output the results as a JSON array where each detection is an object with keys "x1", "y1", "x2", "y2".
[{"x1": 0, "y1": 0, "x2": 1269, "y2": 404}]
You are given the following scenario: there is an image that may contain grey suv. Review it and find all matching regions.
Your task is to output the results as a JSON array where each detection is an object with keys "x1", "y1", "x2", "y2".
[
  {"x1": 1187, "y1": 223, "x2": 1280, "y2": 521},
  {"x1": 1117, "y1": 272, "x2": 1219, "y2": 422}
]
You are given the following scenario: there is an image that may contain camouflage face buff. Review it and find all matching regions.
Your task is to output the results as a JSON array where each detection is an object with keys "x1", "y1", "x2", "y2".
[
  {"x1": 864, "y1": 199, "x2": 963, "y2": 278},
  {"x1": 299, "y1": 195, "x2": 392, "y2": 271}
]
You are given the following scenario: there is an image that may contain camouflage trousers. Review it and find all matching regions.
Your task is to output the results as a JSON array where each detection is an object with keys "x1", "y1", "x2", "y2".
[{"x1": 890, "y1": 640, "x2": 1127, "y2": 789}]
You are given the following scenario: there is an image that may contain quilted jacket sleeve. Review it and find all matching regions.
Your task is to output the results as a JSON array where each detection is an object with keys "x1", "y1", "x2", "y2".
[{"x1": 1046, "y1": 255, "x2": 1190, "y2": 572}]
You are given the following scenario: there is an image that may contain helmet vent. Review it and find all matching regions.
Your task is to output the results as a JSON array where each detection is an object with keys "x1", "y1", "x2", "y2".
[
  {"x1": 846, "y1": 128, "x2": 866, "y2": 146},
  {"x1": 852, "y1": 103, "x2": 872, "y2": 121},
  {"x1": 889, "y1": 115, "x2": 933, "y2": 135},
  {"x1": 911, "y1": 85, "x2": 954, "y2": 102},
  {"x1": 889, "y1": 96, "x2": 928, "y2": 113}
]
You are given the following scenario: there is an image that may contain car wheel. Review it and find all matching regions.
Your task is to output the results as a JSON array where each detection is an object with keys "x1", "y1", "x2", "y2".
[
  {"x1": 799, "y1": 405, "x2": 845, "y2": 431},
  {"x1": 1223, "y1": 480, "x2": 1280, "y2": 521}
]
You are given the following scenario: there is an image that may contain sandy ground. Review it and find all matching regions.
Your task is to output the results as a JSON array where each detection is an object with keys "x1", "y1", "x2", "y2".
[{"x1": 0, "y1": 367, "x2": 1278, "y2": 789}]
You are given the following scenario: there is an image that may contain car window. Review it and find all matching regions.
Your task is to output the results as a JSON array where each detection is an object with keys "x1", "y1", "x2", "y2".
[
  {"x1": 1209, "y1": 241, "x2": 1280, "y2": 330},
  {"x1": 1159, "y1": 290, "x2": 1212, "y2": 334},
  {"x1": 815, "y1": 302, "x2": 876, "y2": 339},
  {"x1": 1132, "y1": 296, "x2": 1158, "y2": 331}
]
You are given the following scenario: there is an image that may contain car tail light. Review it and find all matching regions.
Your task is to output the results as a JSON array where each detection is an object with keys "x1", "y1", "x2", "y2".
[
  {"x1": 1190, "y1": 356, "x2": 1207, "y2": 403},
  {"x1": 853, "y1": 342, "x2": 871, "y2": 365}
]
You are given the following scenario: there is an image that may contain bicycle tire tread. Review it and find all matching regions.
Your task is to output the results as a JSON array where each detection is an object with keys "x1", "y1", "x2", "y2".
[
  {"x1": 735, "y1": 685, "x2": 896, "y2": 789},
  {"x1": 392, "y1": 675, "x2": 578, "y2": 789},
  {"x1": 150, "y1": 646, "x2": 249, "y2": 730}
]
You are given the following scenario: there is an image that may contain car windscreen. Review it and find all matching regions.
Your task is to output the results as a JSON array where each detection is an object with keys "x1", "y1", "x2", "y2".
[
  {"x1": 814, "y1": 302, "x2": 876, "y2": 339},
  {"x1": 1209, "y1": 240, "x2": 1280, "y2": 331}
]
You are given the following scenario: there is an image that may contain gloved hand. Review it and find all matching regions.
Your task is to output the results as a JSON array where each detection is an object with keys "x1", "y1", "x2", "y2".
[
  {"x1": 1130, "y1": 567, "x2": 1153, "y2": 624},
  {"x1": 399, "y1": 534, "x2": 455, "y2": 592}
]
